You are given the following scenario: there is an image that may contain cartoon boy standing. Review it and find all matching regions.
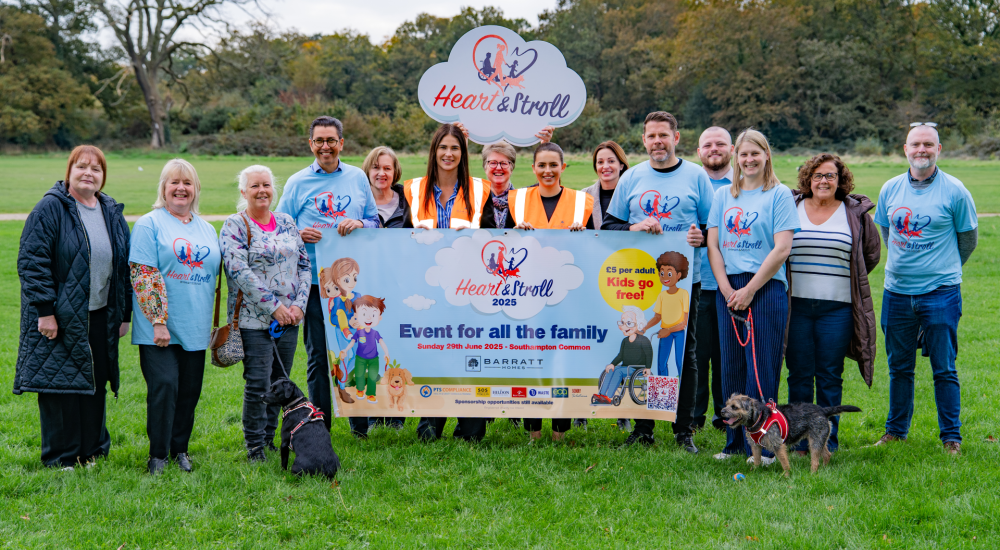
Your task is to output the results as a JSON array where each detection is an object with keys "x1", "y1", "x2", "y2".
[
  {"x1": 592, "y1": 306, "x2": 653, "y2": 405},
  {"x1": 641, "y1": 251, "x2": 690, "y2": 377},
  {"x1": 339, "y1": 295, "x2": 390, "y2": 403}
]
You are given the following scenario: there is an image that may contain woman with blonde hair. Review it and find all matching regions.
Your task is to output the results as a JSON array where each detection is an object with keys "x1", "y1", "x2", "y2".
[
  {"x1": 706, "y1": 129, "x2": 799, "y2": 465},
  {"x1": 130, "y1": 158, "x2": 221, "y2": 474},
  {"x1": 220, "y1": 165, "x2": 310, "y2": 462},
  {"x1": 363, "y1": 146, "x2": 411, "y2": 228},
  {"x1": 15, "y1": 145, "x2": 132, "y2": 469}
]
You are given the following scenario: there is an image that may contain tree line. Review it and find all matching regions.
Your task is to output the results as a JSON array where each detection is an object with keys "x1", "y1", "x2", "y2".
[{"x1": 1, "y1": 0, "x2": 998, "y2": 156}]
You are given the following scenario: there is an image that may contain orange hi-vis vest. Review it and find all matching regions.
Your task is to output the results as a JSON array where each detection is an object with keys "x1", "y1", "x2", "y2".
[
  {"x1": 403, "y1": 177, "x2": 488, "y2": 229},
  {"x1": 509, "y1": 186, "x2": 594, "y2": 229}
]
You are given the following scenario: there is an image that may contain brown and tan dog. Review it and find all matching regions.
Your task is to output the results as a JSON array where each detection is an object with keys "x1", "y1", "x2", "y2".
[
  {"x1": 721, "y1": 393, "x2": 861, "y2": 476},
  {"x1": 383, "y1": 367, "x2": 414, "y2": 412}
]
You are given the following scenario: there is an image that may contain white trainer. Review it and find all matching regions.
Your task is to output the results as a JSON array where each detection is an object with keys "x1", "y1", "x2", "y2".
[
  {"x1": 713, "y1": 452, "x2": 737, "y2": 460},
  {"x1": 747, "y1": 455, "x2": 776, "y2": 466}
]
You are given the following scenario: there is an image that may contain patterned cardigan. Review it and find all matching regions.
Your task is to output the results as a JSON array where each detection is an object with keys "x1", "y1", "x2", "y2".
[{"x1": 219, "y1": 211, "x2": 311, "y2": 330}]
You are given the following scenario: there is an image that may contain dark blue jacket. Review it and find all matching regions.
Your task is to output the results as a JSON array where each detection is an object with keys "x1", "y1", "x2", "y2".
[{"x1": 15, "y1": 182, "x2": 131, "y2": 396}]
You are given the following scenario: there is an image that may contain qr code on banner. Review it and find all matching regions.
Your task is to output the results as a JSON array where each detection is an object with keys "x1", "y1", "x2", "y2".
[{"x1": 646, "y1": 376, "x2": 678, "y2": 412}]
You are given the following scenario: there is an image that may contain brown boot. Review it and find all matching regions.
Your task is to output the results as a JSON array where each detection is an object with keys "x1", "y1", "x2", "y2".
[
  {"x1": 874, "y1": 433, "x2": 903, "y2": 446},
  {"x1": 338, "y1": 387, "x2": 356, "y2": 404},
  {"x1": 944, "y1": 441, "x2": 961, "y2": 455}
]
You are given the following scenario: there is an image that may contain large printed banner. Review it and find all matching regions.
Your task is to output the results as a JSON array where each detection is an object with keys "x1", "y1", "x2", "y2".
[
  {"x1": 417, "y1": 25, "x2": 587, "y2": 146},
  {"x1": 316, "y1": 229, "x2": 693, "y2": 422}
]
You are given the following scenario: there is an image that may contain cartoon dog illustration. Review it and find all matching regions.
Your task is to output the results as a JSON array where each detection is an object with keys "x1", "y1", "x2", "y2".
[{"x1": 383, "y1": 366, "x2": 414, "y2": 412}]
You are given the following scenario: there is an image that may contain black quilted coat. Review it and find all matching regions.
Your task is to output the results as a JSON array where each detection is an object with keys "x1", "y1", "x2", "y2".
[{"x1": 14, "y1": 182, "x2": 131, "y2": 396}]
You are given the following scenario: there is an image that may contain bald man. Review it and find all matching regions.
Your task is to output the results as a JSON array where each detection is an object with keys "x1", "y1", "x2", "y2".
[
  {"x1": 872, "y1": 123, "x2": 978, "y2": 455},
  {"x1": 693, "y1": 127, "x2": 734, "y2": 432}
]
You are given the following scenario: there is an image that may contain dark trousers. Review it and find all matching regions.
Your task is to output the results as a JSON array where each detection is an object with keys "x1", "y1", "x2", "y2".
[
  {"x1": 786, "y1": 297, "x2": 853, "y2": 451},
  {"x1": 417, "y1": 417, "x2": 488, "y2": 442},
  {"x1": 523, "y1": 418, "x2": 571, "y2": 433},
  {"x1": 718, "y1": 274, "x2": 789, "y2": 456},
  {"x1": 241, "y1": 326, "x2": 299, "y2": 450},
  {"x1": 694, "y1": 289, "x2": 723, "y2": 426},
  {"x1": 37, "y1": 307, "x2": 112, "y2": 467},
  {"x1": 304, "y1": 285, "x2": 367, "y2": 434},
  {"x1": 139, "y1": 344, "x2": 206, "y2": 459},
  {"x1": 634, "y1": 283, "x2": 700, "y2": 438}
]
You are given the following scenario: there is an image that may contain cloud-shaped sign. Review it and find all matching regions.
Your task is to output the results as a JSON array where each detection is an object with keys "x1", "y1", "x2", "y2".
[
  {"x1": 425, "y1": 229, "x2": 584, "y2": 320},
  {"x1": 417, "y1": 25, "x2": 587, "y2": 147},
  {"x1": 411, "y1": 229, "x2": 444, "y2": 245},
  {"x1": 402, "y1": 294, "x2": 436, "y2": 311}
]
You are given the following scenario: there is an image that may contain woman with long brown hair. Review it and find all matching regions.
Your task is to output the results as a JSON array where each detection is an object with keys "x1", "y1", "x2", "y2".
[{"x1": 403, "y1": 124, "x2": 489, "y2": 230}]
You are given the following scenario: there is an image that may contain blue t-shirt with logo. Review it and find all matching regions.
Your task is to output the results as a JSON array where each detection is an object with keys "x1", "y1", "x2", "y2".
[
  {"x1": 606, "y1": 159, "x2": 715, "y2": 283},
  {"x1": 873, "y1": 170, "x2": 977, "y2": 295},
  {"x1": 130, "y1": 208, "x2": 221, "y2": 351},
  {"x1": 275, "y1": 161, "x2": 379, "y2": 285},
  {"x1": 699, "y1": 171, "x2": 733, "y2": 291},
  {"x1": 707, "y1": 183, "x2": 800, "y2": 288}
]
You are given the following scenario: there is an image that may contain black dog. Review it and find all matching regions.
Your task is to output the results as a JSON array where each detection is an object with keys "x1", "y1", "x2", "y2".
[
  {"x1": 721, "y1": 393, "x2": 861, "y2": 476},
  {"x1": 262, "y1": 378, "x2": 340, "y2": 479}
]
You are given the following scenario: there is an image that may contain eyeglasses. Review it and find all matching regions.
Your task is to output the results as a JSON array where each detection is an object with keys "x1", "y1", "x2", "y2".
[
  {"x1": 487, "y1": 160, "x2": 512, "y2": 169},
  {"x1": 909, "y1": 122, "x2": 938, "y2": 128},
  {"x1": 311, "y1": 137, "x2": 341, "y2": 146},
  {"x1": 811, "y1": 172, "x2": 838, "y2": 182},
  {"x1": 617, "y1": 320, "x2": 636, "y2": 328}
]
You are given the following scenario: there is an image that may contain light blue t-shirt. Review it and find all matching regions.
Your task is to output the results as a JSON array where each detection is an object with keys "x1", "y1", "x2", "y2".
[
  {"x1": 275, "y1": 161, "x2": 379, "y2": 285},
  {"x1": 699, "y1": 170, "x2": 734, "y2": 291},
  {"x1": 606, "y1": 159, "x2": 715, "y2": 284},
  {"x1": 873, "y1": 169, "x2": 977, "y2": 295},
  {"x1": 130, "y1": 208, "x2": 221, "y2": 351},
  {"x1": 707, "y1": 183, "x2": 800, "y2": 288}
]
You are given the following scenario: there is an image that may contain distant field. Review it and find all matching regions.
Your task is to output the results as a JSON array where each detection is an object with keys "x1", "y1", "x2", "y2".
[{"x1": 1, "y1": 153, "x2": 997, "y2": 215}]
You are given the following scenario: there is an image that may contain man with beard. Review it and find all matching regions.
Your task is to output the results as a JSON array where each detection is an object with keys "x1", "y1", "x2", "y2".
[
  {"x1": 872, "y1": 123, "x2": 978, "y2": 455},
  {"x1": 693, "y1": 127, "x2": 734, "y2": 432},
  {"x1": 603, "y1": 112, "x2": 715, "y2": 452}
]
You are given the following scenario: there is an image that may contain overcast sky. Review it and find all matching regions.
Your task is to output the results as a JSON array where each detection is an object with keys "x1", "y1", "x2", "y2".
[{"x1": 237, "y1": 0, "x2": 560, "y2": 41}]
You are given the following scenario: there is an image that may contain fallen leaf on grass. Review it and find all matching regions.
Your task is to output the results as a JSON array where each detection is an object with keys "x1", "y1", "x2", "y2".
[
  {"x1": 745, "y1": 536, "x2": 758, "y2": 541},
  {"x1": 827, "y1": 506, "x2": 834, "y2": 511},
  {"x1": 986, "y1": 435, "x2": 996, "y2": 443},
  {"x1": 117, "y1": 545, "x2": 125, "y2": 550},
  {"x1": 20, "y1": 515, "x2": 29, "y2": 521},
  {"x1": 585, "y1": 463, "x2": 596, "y2": 473}
]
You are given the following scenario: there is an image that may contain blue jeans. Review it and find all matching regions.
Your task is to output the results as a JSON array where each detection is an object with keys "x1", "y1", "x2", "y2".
[
  {"x1": 657, "y1": 331, "x2": 684, "y2": 377},
  {"x1": 786, "y1": 298, "x2": 853, "y2": 452},
  {"x1": 881, "y1": 285, "x2": 963, "y2": 443},
  {"x1": 599, "y1": 365, "x2": 631, "y2": 398}
]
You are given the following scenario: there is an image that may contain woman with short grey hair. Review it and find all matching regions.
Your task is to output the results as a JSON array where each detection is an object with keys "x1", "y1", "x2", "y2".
[
  {"x1": 220, "y1": 164, "x2": 311, "y2": 463},
  {"x1": 479, "y1": 141, "x2": 518, "y2": 229}
]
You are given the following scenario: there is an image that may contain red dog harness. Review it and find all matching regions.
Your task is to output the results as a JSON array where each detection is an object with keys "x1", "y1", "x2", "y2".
[
  {"x1": 747, "y1": 401, "x2": 789, "y2": 445},
  {"x1": 283, "y1": 399, "x2": 325, "y2": 451}
]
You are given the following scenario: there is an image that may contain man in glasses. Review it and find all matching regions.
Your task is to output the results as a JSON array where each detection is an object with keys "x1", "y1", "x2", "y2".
[
  {"x1": 872, "y1": 122, "x2": 978, "y2": 455},
  {"x1": 276, "y1": 116, "x2": 379, "y2": 434}
]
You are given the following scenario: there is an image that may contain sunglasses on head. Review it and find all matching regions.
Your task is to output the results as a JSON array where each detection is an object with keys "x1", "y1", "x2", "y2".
[{"x1": 909, "y1": 122, "x2": 938, "y2": 128}]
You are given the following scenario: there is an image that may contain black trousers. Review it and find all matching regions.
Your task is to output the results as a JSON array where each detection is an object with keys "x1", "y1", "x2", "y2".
[
  {"x1": 139, "y1": 344, "x2": 205, "y2": 459},
  {"x1": 417, "y1": 417, "x2": 488, "y2": 442},
  {"x1": 37, "y1": 307, "x2": 112, "y2": 467},
  {"x1": 694, "y1": 289, "x2": 723, "y2": 425},
  {"x1": 523, "y1": 418, "x2": 571, "y2": 433},
  {"x1": 634, "y1": 283, "x2": 700, "y2": 437},
  {"x1": 304, "y1": 285, "x2": 368, "y2": 434}
]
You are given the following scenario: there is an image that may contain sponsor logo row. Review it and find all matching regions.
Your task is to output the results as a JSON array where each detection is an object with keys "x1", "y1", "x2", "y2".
[{"x1": 419, "y1": 386, "x2": 582, "y2": 398}]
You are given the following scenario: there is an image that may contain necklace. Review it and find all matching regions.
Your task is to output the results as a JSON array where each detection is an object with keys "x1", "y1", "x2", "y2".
[{"x1": 166, "y1": 207, "x2": 192, "y2": 224}]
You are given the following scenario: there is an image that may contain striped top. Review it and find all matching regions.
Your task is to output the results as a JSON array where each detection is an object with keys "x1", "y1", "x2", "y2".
[{"x1": 789, "y1": 201, "x2": 852, "y2": 303}]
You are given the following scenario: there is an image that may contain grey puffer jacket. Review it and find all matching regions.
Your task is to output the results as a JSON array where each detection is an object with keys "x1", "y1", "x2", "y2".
[{"x1": 14, "y1": 182, "x2": 131, "y2": 396}]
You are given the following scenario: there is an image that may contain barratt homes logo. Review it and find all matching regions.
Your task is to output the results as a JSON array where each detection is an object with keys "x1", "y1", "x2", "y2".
[
  {"x1": 172, "y1": 238, "x2": 209, "y2": 270},
  {"x1": 639, "y1": 191, "x2": 680, "y2": 221},
  {"x1": 482, "y1": 239, "x2": 528, "y2": 282},
  {"x1": 723, "y1": 207, "x2": 758, "y2": 239},
  {"x1": 417, "y1": 25, "x2": 587, "y2": 147},
  {"x1": 891, "y1": 207, "x2": 931, "y2": 240},
  {"x1": 315, "y1": 192, "x2": 350, "y2": 219}
]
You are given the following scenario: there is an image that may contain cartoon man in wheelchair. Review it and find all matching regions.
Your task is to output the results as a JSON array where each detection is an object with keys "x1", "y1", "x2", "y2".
[{"x1": 591, "y1": 305, "x2": 654, "y2": 406}]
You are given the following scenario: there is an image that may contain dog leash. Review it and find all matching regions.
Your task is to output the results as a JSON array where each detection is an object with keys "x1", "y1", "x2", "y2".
[{"x1": 728, "y1": 306, "x2": 766, "y2": 403}]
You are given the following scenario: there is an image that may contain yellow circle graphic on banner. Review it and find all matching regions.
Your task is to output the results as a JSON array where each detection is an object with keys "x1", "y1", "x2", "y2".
[{"x1": 598, "y1": 249, "x2": 659, "y2": 311}]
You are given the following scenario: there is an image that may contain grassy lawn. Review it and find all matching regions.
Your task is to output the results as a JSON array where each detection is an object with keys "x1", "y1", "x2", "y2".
[
  {"x1": 2, "y1": 153, "x2": 999, "y2": 215},
  {"x1": 0, "y1": 154, "x2": 998, "y2": 547}
]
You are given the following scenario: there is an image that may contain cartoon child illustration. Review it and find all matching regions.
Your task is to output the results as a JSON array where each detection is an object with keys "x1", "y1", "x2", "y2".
[
  {"x1": 319, "y1": 257, "x2": 360, "y2": 398},
  {"x1": 591, "y1": 306, "x2": 653, "y2": 405},
  {"x1": 339, "y1": 295, "x2": 390, "y2": 403},
  {"x1": 640, "y1": 251, "x2": 690, "y2": 378}
]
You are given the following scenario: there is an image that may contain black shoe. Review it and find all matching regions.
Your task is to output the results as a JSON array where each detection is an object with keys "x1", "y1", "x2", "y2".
[
  {"x1": 621, "y1": 432, "x2": 655, "y2": 448},
  {"x1": 247, "y1": 446, "x2": 266, "y2": 463},
  {"x1": 147, "y1": 457, "x2": 168, "y2": 475},
  {"x1": 676, "y1": 434, "x2": 699, "y2": 454},
  {"x1": 711, "y1": 415, "x2": 726, "y2": 431},
  {"x1": 265, "y1": 441, "x2": 278, "y2": 452},
  {"x1": 174, "y1": 453, "x2": 193, "y2": 472}
]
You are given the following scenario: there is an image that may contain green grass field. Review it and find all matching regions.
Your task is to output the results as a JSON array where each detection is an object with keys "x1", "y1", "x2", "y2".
[
  {"x1": 0, "y1": 154, "x2": 998, "y2": 548},
  {"x1": 2, "y1": 153, "x2": 999, "y2": 215}
]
